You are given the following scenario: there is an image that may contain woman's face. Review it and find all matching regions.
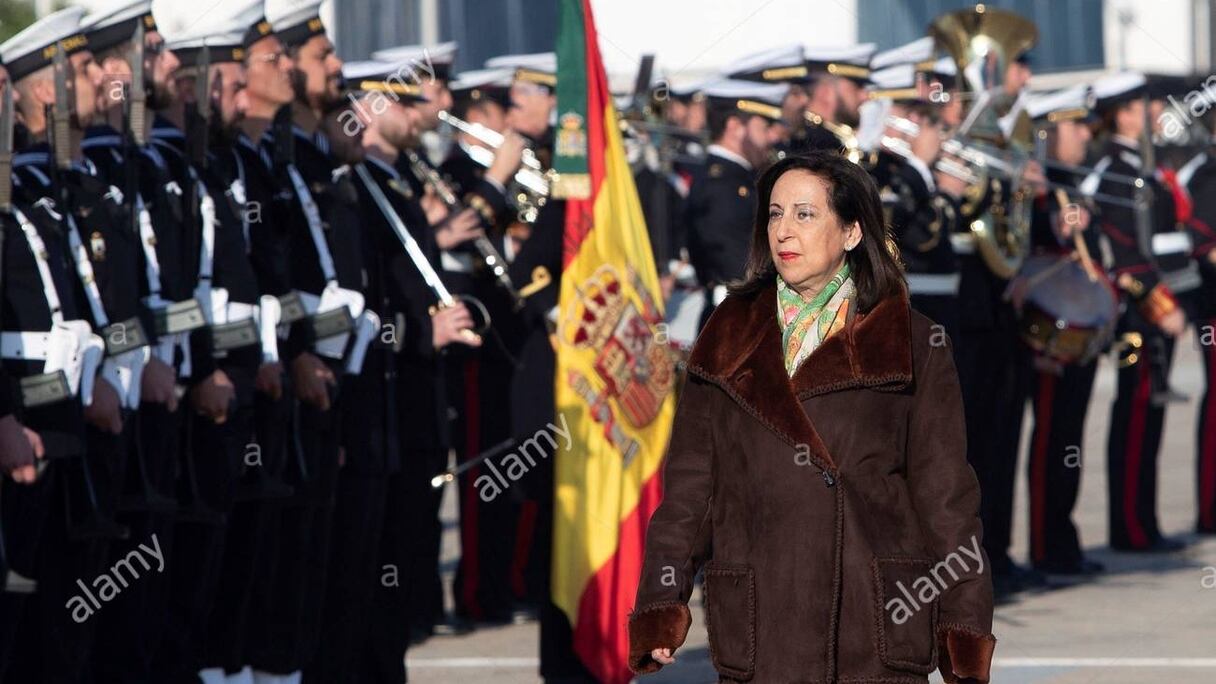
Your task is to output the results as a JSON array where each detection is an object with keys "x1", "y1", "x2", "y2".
[{"x1": 767, "y1": 169, "x2": 860, "y2": 297}]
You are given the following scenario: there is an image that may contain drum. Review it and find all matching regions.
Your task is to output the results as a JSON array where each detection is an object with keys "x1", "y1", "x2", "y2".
[{"x1": 1013, "y1": 254, "x2": 1118, "y2": 364}]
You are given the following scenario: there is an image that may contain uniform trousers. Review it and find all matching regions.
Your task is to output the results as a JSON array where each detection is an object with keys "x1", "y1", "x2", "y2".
[
  {"x1": 1107, "y1": 315, "x2": 1174, "y2": 549},
  {"x1": 1197, "y1": 316, "x2": 1216, "y2": 533},
  {"x1": 247, "y1": 373, "x2": 340, "y2": 674},
  {"x1": 956, "y1": 315, "x2": 1032, "y2": 572},
  {"x1": 1027, "y1": 357, "x2": 1098, "y2": 567}
]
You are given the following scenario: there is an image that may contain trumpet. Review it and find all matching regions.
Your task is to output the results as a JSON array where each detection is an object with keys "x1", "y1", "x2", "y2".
[
  {"x1": 883, "y1": 115, "x2": 1144, "y2": 210},
  {"x1": 437, "y1": 110, "x2": 551, "y2": 222}
]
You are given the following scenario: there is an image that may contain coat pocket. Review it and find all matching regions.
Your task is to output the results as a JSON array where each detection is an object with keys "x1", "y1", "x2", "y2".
[
  {"x1": 703, "y1": 560, "x2": 756, "y2": 681},
  {"x1": 871, "y1": 556, "x2": 939, "y2": 674}
]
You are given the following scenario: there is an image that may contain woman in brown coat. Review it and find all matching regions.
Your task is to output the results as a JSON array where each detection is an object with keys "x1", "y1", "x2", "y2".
[{"x1": 628, "y1": 152, "x2": 996, "y2": 683}]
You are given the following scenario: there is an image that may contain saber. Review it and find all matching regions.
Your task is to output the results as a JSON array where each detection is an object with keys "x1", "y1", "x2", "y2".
[
  {"x1": 430, "y1": 438, "x2": 516, "y2": 488},
  {"x1": 355, "y1": 162, "x2": 456, "y2": 305},
  {"x1": 353, "y1": 162, "x2": 487, "y2": 341}
]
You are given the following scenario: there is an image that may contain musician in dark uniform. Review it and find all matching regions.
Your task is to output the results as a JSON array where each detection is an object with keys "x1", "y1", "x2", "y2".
[
  {"x1": 685, "y1": 80, "x2": 786, "y2": 324},
  {"x1": 865, "y1": 60, "x2": 965, "y2": 342},
  {"x1": 1016, "y1": 86, "x2": 1107, "y2": 575},
  {"x1": 336, "y1": 61, "x2": 481, "y2": 682},
  {"x1": 944, "y1": 41, "x2": 1043, "y2": 594},
  {"x1": 790, "y1": 47, "x2": 875, "y2": 156},
  {"x1": 434, "y1": 65, "x2": 535, "y2": 630},
  {"x1": 1177, "y1": 118, "x2": 1216, "y2": 536},
  {"x1": 1087, "y1": 72, "x2": 1189, "y2": 552},
  {"x1": 2, "y1": 8, "x2": 148, "y2": 680},
  {"x1": 0, "y1": 46, "x2": 98, "y2": 679}
]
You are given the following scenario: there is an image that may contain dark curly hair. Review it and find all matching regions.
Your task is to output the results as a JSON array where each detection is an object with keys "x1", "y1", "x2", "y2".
[{"x1": 729, "y1": 151, "x2": 906, "y2": 313}]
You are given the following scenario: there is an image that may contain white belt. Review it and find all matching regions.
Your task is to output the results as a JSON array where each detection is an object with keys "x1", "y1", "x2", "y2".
[
  {"x1": 1152, "y1": 231, "x2": 1193, "y2": 255},
  {"x1": 225, "y1": 302, "x2": 258, "y2": 323},
  {"x1": 907, "y1": 272, "x2": 962, "y2": 296},
  {"x1": 950, "y1": 232, "x2": 976, "y2": 254},
  {"x1": 0, "y1": 331, "x2": 53, "y2": 359}
]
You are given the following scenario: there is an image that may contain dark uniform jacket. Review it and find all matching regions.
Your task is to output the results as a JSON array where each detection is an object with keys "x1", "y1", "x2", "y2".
[
  {"x1": 356, "y1": 154, "x2": 444, "y2": 458},
  {"x1": 871, "y1": 149, "x2": 960, "y2": 278},
  {"x1": 1084, "y1": 137, "x2": 1179, "y2": 327},
  {"x1": 1178, "y1": 149, "x2": 1216, "y2": 321},
  {"x1": 684, "y1": 149, "x2": 755, "y2": 288}
]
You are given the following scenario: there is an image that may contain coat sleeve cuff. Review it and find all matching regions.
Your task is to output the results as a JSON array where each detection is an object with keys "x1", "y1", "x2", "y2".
[
  {"x1": 937, "y1": 623, "x2": 997, "y2": 684},
  {"x1": 627, "y1": 601, "x2": 692, "y2": 675}
]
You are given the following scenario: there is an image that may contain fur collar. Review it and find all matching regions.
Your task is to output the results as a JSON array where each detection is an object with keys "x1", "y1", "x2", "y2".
[{"x1": 686, "y1": 283, "x2": 913, "y2": 470}]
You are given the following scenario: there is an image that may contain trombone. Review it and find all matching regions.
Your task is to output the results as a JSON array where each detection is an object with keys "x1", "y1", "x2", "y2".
[{"x1": 437, "y1": 110, "x2": 551, "y2": 222}]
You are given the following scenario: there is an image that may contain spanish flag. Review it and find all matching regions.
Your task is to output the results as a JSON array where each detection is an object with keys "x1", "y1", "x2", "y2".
[{"x1": 550, "y1": 0, "x2": 676, "y2": 681}]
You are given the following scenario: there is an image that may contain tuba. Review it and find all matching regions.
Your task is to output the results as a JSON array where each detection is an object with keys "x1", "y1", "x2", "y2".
[{"x1": 930, "y1": 4, "x2": 1038, "y2": 278}]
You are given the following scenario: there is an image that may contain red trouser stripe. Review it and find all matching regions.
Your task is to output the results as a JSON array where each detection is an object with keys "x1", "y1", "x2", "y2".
[
  {"x1": 1030, "y1": 371, "x2": 1056, "y2": 563},
  {"x1": 459, "y1": 358, "x2": 482, "y2": 618},
  {"x1": 1123, "y1": 361, "x2": 1152, "y2": 548},
  {"x1": 1201, "y1": 327, "x2": 1216, "y2": 530}
]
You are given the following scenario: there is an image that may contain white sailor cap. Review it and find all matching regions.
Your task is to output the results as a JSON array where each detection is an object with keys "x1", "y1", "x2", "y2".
[
  {"x1": 172, "y1": 0, "x2": 272, "y2": 50},
  {"x1": 805, "y1": 44, "x2": 875, "y2": 83},
  {"x1": 265, "y1": 0, "x2": 327, "y2": 49},
  {"x1": 867, "y1": 64, "x2": 923, "y2": 103},
  {"x1": 1092, "y1": 71, "x2": 1147, "y2": 113},
  {"x1": 726, "y1": 44, "x2": 810, "y2": 84},
  {"x1": 869, "y1": 37, "x2": 934, "y2": 71},
  {"x1": 701, "y1": 79, "x2": 789, "y2": 121},
  {"x1": 167, "y1": 25, "x2": 249, "y2": 66},
  {"x1": 342, "y1": 59, "x2": 428, "y2": 101},
  {"x1": 485, "y1": 52, "x2": 557, "y2": 89},
  {"x1": 1026, "y1": 84, "x2": 1097, "y2": 123},
  {"x1": 371, "y1": 42, "x2": 457, "y2": 81},
  {"x1": 0, "y1": 6, "x2": 90, "y2": 80},
  {"x1": 667, "y1": 78, "x2": 711, "y2": 102},
  {"x1": 81, "y1": 0, "x2": 157, "y2": 55},
  {"x1": 449, "y1": 67, "x2": 512, "y2": 108}
]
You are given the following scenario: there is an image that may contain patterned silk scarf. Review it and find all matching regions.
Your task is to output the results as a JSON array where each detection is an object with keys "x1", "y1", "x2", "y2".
[{"x1": 777, "y1": 263, "x2": 856, "y2": 376}]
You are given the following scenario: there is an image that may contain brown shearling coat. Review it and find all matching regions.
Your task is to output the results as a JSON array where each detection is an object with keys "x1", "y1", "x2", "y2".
[{"x1": 628, "y1": 284, "x2": 996, "y2": 683}]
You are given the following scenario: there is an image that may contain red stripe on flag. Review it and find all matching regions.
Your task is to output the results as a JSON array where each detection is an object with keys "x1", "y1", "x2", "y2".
[{"x1": 571, "y1": 467, "x2": 665, "y2": 684}]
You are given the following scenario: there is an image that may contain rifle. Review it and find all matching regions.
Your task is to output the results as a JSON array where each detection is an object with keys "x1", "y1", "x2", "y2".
[{"x1": 48, "y1": 44, "x2": 129, "y2": 539}]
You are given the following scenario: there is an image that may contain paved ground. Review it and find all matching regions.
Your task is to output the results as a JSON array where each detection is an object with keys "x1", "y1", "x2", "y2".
[{"x1": 407, "y1": 337, "x2": 1216, "y2": 683}]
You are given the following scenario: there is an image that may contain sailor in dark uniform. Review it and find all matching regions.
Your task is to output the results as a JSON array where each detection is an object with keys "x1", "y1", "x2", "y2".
[
  {"x1": 684, "y1": 80, "x2": 787, "y2": 324},
  {"x1": 219, "y1": 5, "x2": 303, "y2": 680},
  {"x1": 1017, "y1": 86, "x2": 1107, "y2": 575},
  {"x1": 0, "y1": 44, "x2": 98, "y2": 679},
  {"x1": 155, "y1": 12, "x2": 288, "y2": 682},
  {"x1": 330, "y1": 59, "x2": 481, "y2": 682},
  {"x1": 74, "y1": 2, "x2": 205, "y2": 680},
  {"x1": 258, "y1": 0, "x2": 371, "y2": 679},
  {"x1": 1086, "y1": 72, "x2": 1189, "y2": 553},
  {"x1": 2, "y1": 8, "x2": 148, "y2": 681},
  {"x1": 1176, "y1": 117, "x2": 1216, "y2": 536},
  {"x1": 864, "y1": 61, "x2": 965, "y2": 342}
]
